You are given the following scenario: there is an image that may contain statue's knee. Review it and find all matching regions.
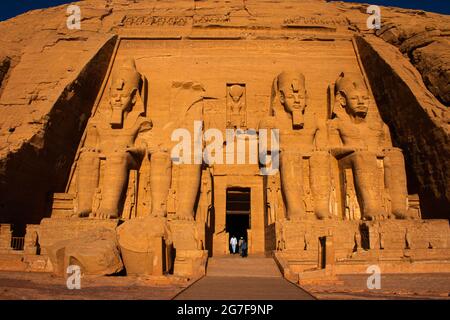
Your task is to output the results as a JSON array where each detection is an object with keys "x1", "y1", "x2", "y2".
[
  {"x1": 153, "y1": 151, "x2": 171, "y2": 162},
  {"x1": 391, "y1": 205, "x2": 409, "y2": 219},
  {"x1": 281, "y1": 152, "x2": 300, "y2": 164},
  {"x1": 108, "y1": 152, "x2": 130, "y2": 166},
  {"x1": 79, "y1": 150, "x2": 98, "y2": 164},
  {"x1": 314, "y1": 204, "x2": 331, "y2": 220},
  {"x1": 177, "y1": 210, "x2": 194, "y2": 220},
  {"x1": 363, "y1": 204, "x2": 382, "y2": 220},
  {"x1": 315, "y1": 210, "x2": 327, "y2": 220},
  {"x1": 310, "y1": 151, "x2": 329, "y2": 162}
]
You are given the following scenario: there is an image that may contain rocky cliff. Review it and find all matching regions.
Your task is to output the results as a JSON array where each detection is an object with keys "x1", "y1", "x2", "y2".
[{"x1": 0, "y1": 0, "x2": 448, "y2": 226}]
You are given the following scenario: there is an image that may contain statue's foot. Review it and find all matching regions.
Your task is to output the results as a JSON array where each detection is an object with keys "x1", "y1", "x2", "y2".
[
  {"x1": 315, "y1": 213, "x2": 334, "y2": 220},
  {"x1": 96, "y1": 208, "x2": 118, "y2": 219},
  {"x1": 175, "y1": 213, "x2": 194, "y2": 221},
  {"x1": 287, "y1": 209, "x2": 305, "y2": 221},
  {"x1": 313, "y1": 206, "x2": 333, "y2": 220},
  {"x1": 151, "y1": 209, "x2": 167, "y2": 218},
  {"x1": 363, "y1": 213, "x2": 381, "y2": 221},
  {"x1": 392, "y1": 210, "x2": 412, "y2": 220},
  {"x1": 73, "y1": 209, "x2": 91, "y2": 218}
]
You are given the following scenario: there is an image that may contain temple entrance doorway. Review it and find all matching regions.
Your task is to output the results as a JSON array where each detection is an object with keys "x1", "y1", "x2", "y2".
[{"x1": 226, "y1": 188, "x2": 251, "y2": 254}]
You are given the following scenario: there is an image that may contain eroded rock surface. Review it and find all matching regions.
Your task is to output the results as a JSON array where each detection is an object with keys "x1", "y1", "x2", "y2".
[
  {"x1": 0, "y1": 0, "x2": 448, "y2": 228},
  {"x1": 376, "y1": 20, "x2": 450, "y2": 106},
  {"x1": 117, "y1": 216, "x2": 172, "y2": 275},
  {"x1": 46, "y1": 227, "x2": 123, "y2": 276}
]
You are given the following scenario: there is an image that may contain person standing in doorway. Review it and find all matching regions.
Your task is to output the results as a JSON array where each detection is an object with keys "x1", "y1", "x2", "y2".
[
  {"x1": 241, "y1": 239, "x2": 248, "y2": 258},
  {"x1": 230, "y1": 235, "x2": 238, "y2": 254},
  {"x1": 238, "y1": 237, "x2": 244, "y2": 255}
]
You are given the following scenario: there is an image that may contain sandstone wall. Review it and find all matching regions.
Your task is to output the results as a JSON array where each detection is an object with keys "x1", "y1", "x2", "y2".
[
  {"x1": 329, "y1": 1, "x2": 450, "y2": 217},
  {"x1": 0, "y1": 56, "x2": 10, "y2": 91},
  {"x1": 356, "y1": 35, "x2": 449, "y2": 218},
  {"x1": 375, "y1": 17, "x2": 450, "y2": 106},
  {"x1": 0, "y1": 36, "x2": 116, "y2": 225},
  {"x1": 0, "y1": 0, "x2": 448, "y2": 227},
  {"x1": 0, "y1": 0, "x2": 119, "y2": 225}
]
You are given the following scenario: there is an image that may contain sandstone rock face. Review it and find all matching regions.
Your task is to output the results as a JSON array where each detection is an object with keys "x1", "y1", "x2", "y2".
[
  {"x1": 328, "y1": 2, "x2": 450, "y2": 107},
  {"x1": 0, "y1": 34, "x2": 116, "y2": 226},
  {"x1": 0, "y1": 1, "x2": 448, "y2": 239},
  {"x1": 46, "y1": 227, "x2": 123, "y2": 276},
  {"x1": 0, "y1": 0, "x2": 448, "y2": 282},
  {"x1": 0, "y1": 55, "x2": 10, "y2": 91},
  {"x1": 376, "y1": 20, "x2": 450, "y2": 106},
  {"x1": 331, "y1": 2, "x2": 450, "y2": 215},
  {"x1": 356, "y1": 35, "x2": 450, "y2": 218}
]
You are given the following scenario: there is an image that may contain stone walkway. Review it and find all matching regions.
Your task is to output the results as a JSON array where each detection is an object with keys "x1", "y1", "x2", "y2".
[{"x1": 174, "y1": 255, "x2": 316, "y2": 300}]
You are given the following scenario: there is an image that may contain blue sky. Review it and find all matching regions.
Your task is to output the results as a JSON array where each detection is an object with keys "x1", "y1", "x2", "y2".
[
  {"x1": 330, "y1": 0, "x2": 450, "y2": 14},
  {"x1": 0, "y1": 1, "x2": 79, "y2": 21},
  {"x1": 0, "y1": 0, "x2": 449, "y2": 21}
]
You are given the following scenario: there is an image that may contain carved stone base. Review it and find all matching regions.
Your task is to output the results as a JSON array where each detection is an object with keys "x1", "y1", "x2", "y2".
[
  {"x1": 275, "y1": 219, "x2": 450, "y2": 279},
  {"x1": 117, "y1": 216, "x2": 172, "y2": 276},
  {"x1": 0, "y1": 254, "x2": 52, "y2": 273},
  {"x1": 169, "y1": 220, "x2": 207, "y2": 277},
  {"x1": 39, "y1": 218, "x2": 123, "y2": 276},
  {"x1": 39, "y1": 218, "x2": 119, "y2": 255},
  {"x1": 169, "y1": 220, "x2": 201, "y2": 250},
  {"x1": 173, "y1": 249, "x2": 208, "y2": 278},
  {"x1": 0, "y1": 224, "x2": 12, "y2": 253},
  {"x1": 280, "y1": 220, "x2": 361, "y2": 259},
  {"x1": 364, "y1": 219, "x2": 449, "y2": 250}
]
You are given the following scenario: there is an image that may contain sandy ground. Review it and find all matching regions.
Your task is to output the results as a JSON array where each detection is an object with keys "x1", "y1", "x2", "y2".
[
  {"x1": 0, "y1": 271, "x2": 449, "y2": 300},
  {"x1": 302, "y1": 273, "x2": 450, "y2": 300},
  {"x1": 0, "y1": 271, "x2": 193, "y2": 300}
]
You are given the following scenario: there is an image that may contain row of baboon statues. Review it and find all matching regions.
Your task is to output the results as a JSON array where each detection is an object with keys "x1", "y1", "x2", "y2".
[{"x1": 72, "y1": 58, "x2": 416, "y2": 222}]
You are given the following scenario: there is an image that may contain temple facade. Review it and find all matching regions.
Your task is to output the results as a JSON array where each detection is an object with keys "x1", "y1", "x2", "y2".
[{"x1": 0, "y1": 0, "x2": 449, "y2": 280}]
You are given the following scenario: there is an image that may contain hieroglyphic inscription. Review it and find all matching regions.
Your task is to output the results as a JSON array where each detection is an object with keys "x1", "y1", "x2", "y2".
[{"x1": 283, "y1": 16, "x2": 349, "y2": 26}]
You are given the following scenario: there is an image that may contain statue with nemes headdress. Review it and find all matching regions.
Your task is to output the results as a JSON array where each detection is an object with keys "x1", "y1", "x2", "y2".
[{"x1": 75, "y1": 58, "x2": 152, "y2": 219}]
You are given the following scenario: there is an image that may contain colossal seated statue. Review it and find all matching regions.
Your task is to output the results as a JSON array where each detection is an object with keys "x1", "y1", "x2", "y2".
[
  {"x1": 75, "y1": 58, "x2": 152, "y2": 219},
  {"x1": 329, "y1": 72, "x2": 413, "y2": 220},
  {"x1": 267, "y1": 71, "x2": 331, "y2": 221},
  {"x1": 166, "y1": 81, "x2": 206, "y2": 221}
]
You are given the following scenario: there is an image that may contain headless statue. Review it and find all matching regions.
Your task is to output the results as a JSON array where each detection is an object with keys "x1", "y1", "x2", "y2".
[{"x1": 160, "y1": 81, "x2": 206, "y2": 221}]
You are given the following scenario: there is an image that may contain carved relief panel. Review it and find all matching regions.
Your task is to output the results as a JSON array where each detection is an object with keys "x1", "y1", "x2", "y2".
[{"x1": 226, "y1": 83, "x2": 247, "y2": 129}]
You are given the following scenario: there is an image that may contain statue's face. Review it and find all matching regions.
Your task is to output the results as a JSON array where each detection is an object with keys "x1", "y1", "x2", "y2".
[
  {"x1": 279, "y1": 80, "x2": 306, "y2": 114},
  {"x1": 109, "y1": 78, "x2": 137, "y2": 126},
  {"x1": 110, "y1": 79, "x2": 134, "y2": 111},
  {"x1": 343, "y1": 87, "x2": 370, "y2": 118}
]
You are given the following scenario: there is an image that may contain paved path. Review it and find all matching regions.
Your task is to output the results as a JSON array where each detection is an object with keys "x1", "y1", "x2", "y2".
[{"x1": 174, "y1": 255, "x2": 315, "y2": 300}]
